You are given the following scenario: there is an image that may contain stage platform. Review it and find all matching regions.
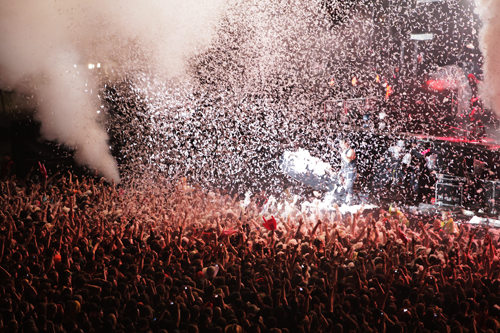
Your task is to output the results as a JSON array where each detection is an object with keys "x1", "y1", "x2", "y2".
[
  {"x1": 410, "y1": 133, "x2": 500, "y2": 150},
  {"x1": 339, "y1": 122, "x2": 500, "y2": 150}
]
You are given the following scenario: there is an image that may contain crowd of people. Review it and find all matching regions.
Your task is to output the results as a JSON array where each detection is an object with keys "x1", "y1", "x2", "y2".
[{"x1": 0, "y1": 169, "x2": 499, "y2": 333}]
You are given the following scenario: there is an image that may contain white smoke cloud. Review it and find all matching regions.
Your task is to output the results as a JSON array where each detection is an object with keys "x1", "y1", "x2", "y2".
[
  {"x1": 0, "y1": 0, "x2": 224, "y2": 182},
  {"x1": 103, "y1": 0, "x2": 375, "y2": 189},
  {"x1": 475, "y1": 0, "x2": 500, "y2": 115}
]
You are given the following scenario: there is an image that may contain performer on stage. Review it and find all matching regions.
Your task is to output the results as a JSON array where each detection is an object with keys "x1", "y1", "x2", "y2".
[
  {"x1": 468, "y1": 73, "x2": 481, "y2": 112},
  {"x1": 406, "y1": 140, "x2": 428, "y2": 203},
  {"x1": 339, "y1": 138, "x2": 357, "y2": 203},
  {"x1": 388, "y1": 139, "x2": 406, "y2": 185},
  {"x1": 467, "y1": 74, "x2": 485, "y2": 139}
]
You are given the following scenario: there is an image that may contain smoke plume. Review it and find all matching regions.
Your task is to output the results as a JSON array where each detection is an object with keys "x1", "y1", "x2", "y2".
[
  {"x1": 0, "y1": 0, "x2": 224, "y2": 182},
  {"x1": 476, "y1": 0, "x2": 500, "y2": 115}
]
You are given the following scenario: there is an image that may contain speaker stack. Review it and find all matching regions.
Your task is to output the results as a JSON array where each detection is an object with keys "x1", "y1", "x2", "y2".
[{"x1": 435, "y1": 174, "x2": 464, "y2": 207}]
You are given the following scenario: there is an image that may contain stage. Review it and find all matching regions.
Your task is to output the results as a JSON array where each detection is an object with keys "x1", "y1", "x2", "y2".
[{"x1": 280, "y1": 121, "x2": 500, "y2": 224}]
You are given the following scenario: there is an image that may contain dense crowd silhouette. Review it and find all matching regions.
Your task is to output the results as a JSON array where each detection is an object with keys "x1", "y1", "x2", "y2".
[{"x1": 0, "y1": 169, "x2": 499, "y2": 333}]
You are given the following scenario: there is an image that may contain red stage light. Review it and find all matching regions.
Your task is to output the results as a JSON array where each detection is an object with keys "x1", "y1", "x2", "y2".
[{"x1": 426, "y1": 79, "x2": 456, "y2": 92}]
